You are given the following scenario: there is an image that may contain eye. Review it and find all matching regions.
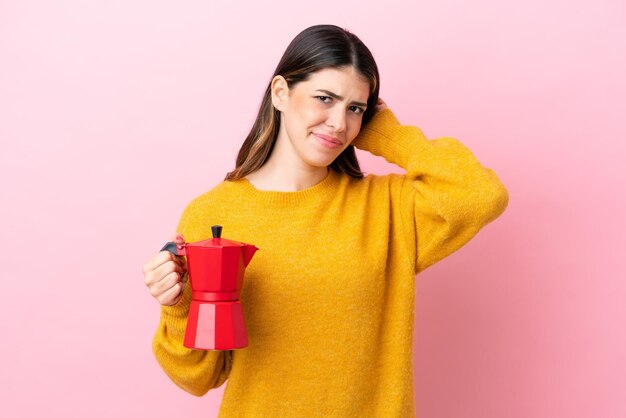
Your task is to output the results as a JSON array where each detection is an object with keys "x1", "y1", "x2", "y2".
[
  {"x1": 349, "y1": 106, "x2": 365, "y2": 115},
  {"x1": 315, "y1": 95, "x2": 332, "y2": 103}
]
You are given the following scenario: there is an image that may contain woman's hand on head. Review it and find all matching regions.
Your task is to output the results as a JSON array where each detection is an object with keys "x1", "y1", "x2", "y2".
[
  {"x1": 143, "y1": 232, "x2": 188, "y2": 306},
  {"x1": 350, "y1": 97, "x2": 389, "y2": 150},
  {"x1": 375, "y1": 97, "x2": 388, "y2": 113}
]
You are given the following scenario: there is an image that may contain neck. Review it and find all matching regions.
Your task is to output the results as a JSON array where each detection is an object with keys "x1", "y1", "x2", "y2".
[{"x1": 246, "y1": 161, "x2": 329, "y2": 192}]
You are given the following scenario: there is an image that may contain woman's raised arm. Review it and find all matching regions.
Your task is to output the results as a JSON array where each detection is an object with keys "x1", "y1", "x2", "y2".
[{"x1": 352, "y1": 107, "x2": 509, "y2": 273}]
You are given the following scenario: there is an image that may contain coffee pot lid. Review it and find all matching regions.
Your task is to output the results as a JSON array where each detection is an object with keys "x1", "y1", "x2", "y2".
[{"x1": 186, "y1": 225, "x2": 249, "y2": 248}]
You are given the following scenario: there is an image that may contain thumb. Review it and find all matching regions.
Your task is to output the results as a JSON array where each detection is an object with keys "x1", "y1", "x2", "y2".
[
  {"x1": 171, "y1": 232, "x2": 185, "y2": 244},
  {"x1": 170, "y1": 232, "x2": 187, "y2": 266}
]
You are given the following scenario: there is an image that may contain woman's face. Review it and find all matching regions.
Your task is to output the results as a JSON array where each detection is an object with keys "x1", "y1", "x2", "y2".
[{"x1": 271, "y1": 66, "x2": 371, "y2": 169}]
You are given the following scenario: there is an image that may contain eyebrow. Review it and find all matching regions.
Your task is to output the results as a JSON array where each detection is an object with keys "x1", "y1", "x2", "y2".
[{"x1": 315, "y1": 89, "x2": 368, "y2": 108}]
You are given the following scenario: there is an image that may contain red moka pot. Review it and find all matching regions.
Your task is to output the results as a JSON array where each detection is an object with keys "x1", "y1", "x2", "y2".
[{"x1": 161, "y1": 225, "x2": 259, "y2": 350}]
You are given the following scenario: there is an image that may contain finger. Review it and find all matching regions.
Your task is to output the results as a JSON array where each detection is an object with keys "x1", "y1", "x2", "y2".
[
  {"x1": 158, "y1": 281, "x2": 184, "y2": 306},
  {"x1": 144, "y1": 257, "x2": 184, "y2": 288},
  {"x1": 155, "y1": 259, "x2": 185, "y2": 281},
  {"x1": 150, "y1": 270, "x2": 182, "y2": 298},
  {"x1": 143, "y1": 250, "x2": 179, "y2": 277}
]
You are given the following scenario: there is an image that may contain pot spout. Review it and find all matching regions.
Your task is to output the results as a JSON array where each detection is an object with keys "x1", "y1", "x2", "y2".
[{"x1": 242, "y1": 245, "x2": 259, "y2": 267}]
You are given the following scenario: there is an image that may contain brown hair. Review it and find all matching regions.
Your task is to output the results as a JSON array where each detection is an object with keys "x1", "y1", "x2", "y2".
[{"x1": 224, "y1": 24, "x2": 380, "y2": 181}]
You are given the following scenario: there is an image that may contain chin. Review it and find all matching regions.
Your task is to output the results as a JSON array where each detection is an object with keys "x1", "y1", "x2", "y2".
[
  {"x1": 308, "y1": 160, "x2": 333, "y2": 169},
  {"x1": 301, "y1": 151, "x2": 335, "y2": 168}
]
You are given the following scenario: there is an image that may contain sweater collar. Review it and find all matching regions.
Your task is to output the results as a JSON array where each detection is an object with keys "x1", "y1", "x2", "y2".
[{"x1": 228, "y1": 168, "x2": 342, "y2": 206}]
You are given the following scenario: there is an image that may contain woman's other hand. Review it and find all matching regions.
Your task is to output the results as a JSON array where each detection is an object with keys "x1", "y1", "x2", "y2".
[
  {"x1": 143, "y1": 233, "x2": 188, "y2": 306},
  {"x1": 375, "y1": 97, "x2": 388, "y2": 113}
]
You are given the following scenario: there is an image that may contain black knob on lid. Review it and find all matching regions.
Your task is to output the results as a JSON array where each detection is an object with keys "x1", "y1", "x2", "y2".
[{"x1": 211, "y1": 225, "x2": 223, "y2": 238}]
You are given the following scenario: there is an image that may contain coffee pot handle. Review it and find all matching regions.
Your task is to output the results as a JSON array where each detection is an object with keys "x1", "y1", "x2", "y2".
[{"x1": 160, "y1": 242, "x2": 186, "y2": 256}]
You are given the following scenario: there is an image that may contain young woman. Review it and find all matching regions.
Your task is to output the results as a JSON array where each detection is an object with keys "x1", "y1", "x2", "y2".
[{"x1": 143, "y1": 24, "x2": 509, "y2": 417}]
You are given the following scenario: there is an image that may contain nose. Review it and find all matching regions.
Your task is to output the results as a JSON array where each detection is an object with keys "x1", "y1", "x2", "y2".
[{"x1": 326, "y1": 106, "x2": 346, "y2": 133}]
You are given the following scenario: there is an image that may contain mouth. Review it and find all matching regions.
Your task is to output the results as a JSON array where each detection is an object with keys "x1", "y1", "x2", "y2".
[{"x1": 312, "y1": 133, "x2": 342, "y2": 148}]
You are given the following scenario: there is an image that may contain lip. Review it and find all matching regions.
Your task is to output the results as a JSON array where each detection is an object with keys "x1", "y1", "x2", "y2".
[{"x1": 313, "y1": 133, "x2": 342, "y2": 149}]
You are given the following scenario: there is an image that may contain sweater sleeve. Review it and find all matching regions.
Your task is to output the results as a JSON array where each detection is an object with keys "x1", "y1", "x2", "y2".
[
  {"x1": 351, "y1": 108, "x2": 509, "y2": 274},
  {"x1": 151, "y1": 203, "x2": 232, "y2": 396}
]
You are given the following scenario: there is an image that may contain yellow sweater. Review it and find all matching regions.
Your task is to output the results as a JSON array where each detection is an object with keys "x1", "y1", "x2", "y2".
[{"x1": 152, "y1": 108, "x2": 509, "y2": 417}]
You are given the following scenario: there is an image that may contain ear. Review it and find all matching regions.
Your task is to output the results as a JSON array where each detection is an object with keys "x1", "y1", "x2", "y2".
[{"x1": 270, "y1": 75, "x2": 289, "y2": 111}]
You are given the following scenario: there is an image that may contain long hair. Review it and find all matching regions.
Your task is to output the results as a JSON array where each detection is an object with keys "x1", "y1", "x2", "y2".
[{"x1": 224, "y1": 24, "x2": 380, "y2": 181}]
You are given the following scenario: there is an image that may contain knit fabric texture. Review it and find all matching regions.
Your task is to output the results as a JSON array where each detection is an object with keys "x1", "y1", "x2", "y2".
[{"x1": 152, "y1": 108, "x2": 509, "y2": 417}]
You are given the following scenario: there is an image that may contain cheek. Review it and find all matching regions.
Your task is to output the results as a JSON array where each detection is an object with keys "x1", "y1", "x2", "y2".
[
  {"x1": 347, "y1": 121, "x2": 362, "y2": 140},
  {"x1": 287, "y1": 106, "x2": 318, "y2": 132},
  {"x1": 303, "y1": 106, "x2": 326, "y2": 127}
]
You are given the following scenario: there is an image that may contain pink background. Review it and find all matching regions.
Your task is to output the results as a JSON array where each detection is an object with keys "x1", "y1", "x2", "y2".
[{"x1": 1, "y1": 0, "x2": 624, "y2": 417}]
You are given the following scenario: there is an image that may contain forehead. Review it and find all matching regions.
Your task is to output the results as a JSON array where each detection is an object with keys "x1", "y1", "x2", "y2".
[{"x1": 300, "y1": 67, "x2": 370, "y2": 99}]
